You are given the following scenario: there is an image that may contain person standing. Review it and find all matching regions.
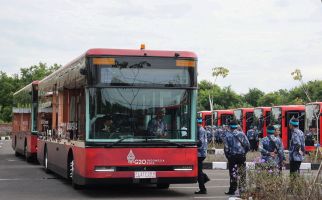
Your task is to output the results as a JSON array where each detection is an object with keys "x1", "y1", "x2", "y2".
[
  {"x1": 224, "y1": 120, "x2": 250, "y2": 195},
  {"x1": 258, "y1": 125, "x2": 285, "y2": 172},
  {"x1": 147, "y1": 108, "x2": 168, "y2": 137},
  {"x1": 289, "y1": 118, "x2": 305, "y2": 176},
  {"x1": 247, "y1": 126, "x2": 258, "y2": 151},
  {"x1": 195, "y1": 117, "x2": 209, "y2": 194}
]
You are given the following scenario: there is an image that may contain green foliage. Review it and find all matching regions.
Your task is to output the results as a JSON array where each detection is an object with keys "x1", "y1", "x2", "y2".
[
  {"x1": 198, "y1": 80, "x2": 322, "y2": 111},
  {"x1": 244, "y1": 88, "x2": 265, "y2": 107},
  {"x1": 0, "y1": 63, "x2": 61, "y2": 122}
]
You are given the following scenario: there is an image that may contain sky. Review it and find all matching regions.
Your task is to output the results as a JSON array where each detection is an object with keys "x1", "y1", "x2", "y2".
[{"x1": 0, "y1": 0, "x2": 321, "y2": 93}]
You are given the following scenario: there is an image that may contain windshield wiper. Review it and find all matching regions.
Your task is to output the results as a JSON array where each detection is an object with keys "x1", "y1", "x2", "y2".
[
  {"x1": 146, "y1": 138, "x2": 185, "y2": 147},
  {"x1": 105, "y1": 136, "x2": 134, "y2": 148}
]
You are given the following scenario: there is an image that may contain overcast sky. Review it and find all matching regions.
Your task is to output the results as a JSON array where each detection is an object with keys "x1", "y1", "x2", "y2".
[{"x1": 0, "y1": 0, "x2": 321, "y2": 93}]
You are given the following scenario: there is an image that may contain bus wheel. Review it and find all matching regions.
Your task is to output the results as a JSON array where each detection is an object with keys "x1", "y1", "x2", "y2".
[
  {"x1": 156, "y1": 183, "x2": 170, "y2": 189},
  {"x1": 44, "y1": 149, "x2": 50, "y2": 173},
  {"x1": 24, "y1": 141, "x2": 31, "y2": 162},
  {"x1": 14, "y1": 137, "x2": 19, "y2": 157},
  {"x1": 69, "y1": 158, "x2": 83, "y2": 189}
]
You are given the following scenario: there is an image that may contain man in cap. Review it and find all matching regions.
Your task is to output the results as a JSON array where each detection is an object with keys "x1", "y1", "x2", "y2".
[
  {"x1": 195, "y1": 117, "x2": 209, "y2": 194},
  {"x1": 258, "y1": 125, "x2": 285, "y2": 172},
  {"x1": 224, "y1": 120, "x2": 250, "y2": 196},
  {"x1": 247, "y1": 126, "x2": 259, "y2": 151},
  {"x1": 289, "y1": 118, "x2": 305, "y2": 176}
]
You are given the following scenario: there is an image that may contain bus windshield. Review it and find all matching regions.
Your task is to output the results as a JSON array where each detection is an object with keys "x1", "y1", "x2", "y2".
[
  {"x1": 234, "y1": 109, "x2": 242, "y2": 124},
  {"x1": 213, "y1": 112, "x2": 218, "y2": 126},
  {"x1": 88, "y1": 88, "x2": 193, "y2": 142},
  {"x1": 271, "y1": 107, "x2": 282, "y2": 128},
  {"x1": 90, "y1": 57, "x2": 196, "y2": 87},
  {"x1": 253, "y1": 108, "x2": 264, "y2": 131}
]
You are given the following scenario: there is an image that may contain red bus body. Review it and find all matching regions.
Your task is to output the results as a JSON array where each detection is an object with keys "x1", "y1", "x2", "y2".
[
  {"x1": 35, "y1": 48, "x2": 198, "y2": 187},
  {"x1": 253, "y1": 107, "x2": 271, "y2": 138},
  {"x1": 233, "y1": 108, "x2": 254, "y2": 133},
  {"x1": 305, "y1": 102, "x2": 322, "y2": 152},
  {"x1": 270, "y1": 105, "x2": 305, "y2": 149},
  {"x1": 12, "y1": 81, "x2": 39, "y2": 161},
  {"x1": 213, "y1": 110, "x2": 234, "y2": 127},
  {"x1": 197, "y1": 111, "x2": 212, "y2": 127}
]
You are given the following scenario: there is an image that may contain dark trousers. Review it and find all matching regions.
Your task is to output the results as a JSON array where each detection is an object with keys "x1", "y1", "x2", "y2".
[
  {"x1": 290, "y1": 160, "x2": 301, "y2": 175},
  {"x1": 249, "y1": 139, "x2": 257, "y2": 151},
  {"x1": 228, "y1": 154, "x2": 246, "y2": 192},
  {"x1": 198, "y1": 157, "x2": 206, "y2": 191}
]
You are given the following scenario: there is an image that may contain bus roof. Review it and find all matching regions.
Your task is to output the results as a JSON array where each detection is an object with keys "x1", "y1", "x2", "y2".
[
  {"x1": 13, "y1": 81, "x2": 39, "y2": 96},
  {"x1": 85, "y1": 48, "x2": 197, "y2": 58},
  {"x1": 272, "y1": 105, "x2": 305, "y2": 110}
]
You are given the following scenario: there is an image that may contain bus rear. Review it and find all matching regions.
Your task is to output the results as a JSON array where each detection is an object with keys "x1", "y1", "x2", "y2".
[
  {"x1": 305, "y1": 103, "x2": 321, "y2": 151},
  {"x1": 270, "y1": 105, "x2": 305, "y2": 149}
]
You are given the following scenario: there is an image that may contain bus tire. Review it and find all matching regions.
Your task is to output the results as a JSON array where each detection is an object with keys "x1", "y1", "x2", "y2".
[
  {"x1": 68, "y1": 154, "x2": 83, "y2": 190},
  {"x1": 44, "y1": 148, "x2": 50, "y2": 173},
  {"x1": 156, "y1": 183, "x2": 170, "y2": 189},
  {"x1": 14, "y1": 136, "x2": 19, "y2": 157},
  {"x1": 24, "y1": 140, "x2": 31, "y2": 162}
]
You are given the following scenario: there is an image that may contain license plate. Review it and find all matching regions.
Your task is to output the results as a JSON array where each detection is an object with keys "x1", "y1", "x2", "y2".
[{"x1": 134, "y1": 171, "x2": 156, "y2": 179}]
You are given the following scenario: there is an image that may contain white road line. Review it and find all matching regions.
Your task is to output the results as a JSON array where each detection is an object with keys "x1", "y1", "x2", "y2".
[
  {"x1": 171, "y1": 186, "x2": 229, "y2": 189},
  {"x1": 194, "y1": 196, "x2": 229, "y2": 199}
]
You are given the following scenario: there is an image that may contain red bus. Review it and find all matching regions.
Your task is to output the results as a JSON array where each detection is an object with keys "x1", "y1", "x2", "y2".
[
  {"x1": 270, "y1": 105, "x2": 305, "y2": 149},
  {"x1": 197, "y1": 111, "x2": 212, "y2": 127},
  {"x1": 212, "y1": 110, "x2": 233, "y2": 127},
  {"x1": 253, "y1": 107, "x2": 271, "y2": 138},
  {"x1": 12, "y1": 81, "x2": 39, "y2": 161},
  {"x1": 233, "y1": 108, "x2": 254, "y2": 133},
  {"x1": 36, "y1": 48, "x2": 198, "y2": 188},
  {"x1": 305, "y1": 102, "x2": 322, "y2": 151}
]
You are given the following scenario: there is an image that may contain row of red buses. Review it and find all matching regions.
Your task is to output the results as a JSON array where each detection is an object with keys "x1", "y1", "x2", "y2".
[
  {"x1": 253, "y1": 107, "x2": 271, "y2": 138},
  {"x1": 233, "y1": 108, "x2": 254, "y2": 133},
  {"x1": 12, "y1": 47, "x2": 199, "y2": 189},
  {"x1": 270, "y1": 105, "x2": 305, "y2": 149},
  {"x1": 304, "y1": 102, "x2": 321, "y2": 151},
  {"x1": 213, "y1": 110, "x2": 233, "y2": 127},
  {"x1": 12, "y1": 81, "x2": 39, "y2": 161},
  {"x1": 197, "y1": 111, "x2": 212, "y2": 127}
]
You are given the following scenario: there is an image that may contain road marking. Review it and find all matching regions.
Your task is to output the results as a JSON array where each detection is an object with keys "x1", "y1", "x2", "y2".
[
  {"x1": 7, "y1": 159, "x2": 16, "y2": 162},
  {"x1": 0, "y1": 177, "x2": 59, "y2": 181},
  {"x1": 171, "y1": 186, "x2": 229, "y2": 189},
  {"x1": 194, "y1": 197, "x2": 229, "y2": 199}
]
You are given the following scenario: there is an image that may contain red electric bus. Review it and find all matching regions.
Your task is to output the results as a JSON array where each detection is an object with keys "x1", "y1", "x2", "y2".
[
  {"x1": 270, "y1": 105, "x2": 305, "y2": 149},
  {"x1": 197, "y1": 111, "x2": 212, "y2": 127},
  {"x1": 253, "y1": 107, "x2": 271, "y2": 138},
  {"x1": 305, "y1": 102, "x2": 322, "y2": 151},
  {"x1": 36, "y1": 47, "x2": 198, "y2": 188},
  {"x1": 233, "y1": 108, "x2": 254, "y2": 133},
  {"x1": 12, "y1": 81, "x2": 39, "y2": 161},
  {"x1": 213, "y1": 110, "x2": 233, "y2": 127}
]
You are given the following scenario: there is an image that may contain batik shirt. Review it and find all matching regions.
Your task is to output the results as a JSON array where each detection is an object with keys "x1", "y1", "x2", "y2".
[
  {"x1": 289, "y1": 128, "x2": 305, "y2": 162},
  {"x1": 197, "y1": 126, "x2": 208, "y2": 157},
  {"x1": 259, "y1": 135, "x2": 284, "y2": 166},
  {"x1": 224, "y1": 129, "x2": 250, "y2": 158}
]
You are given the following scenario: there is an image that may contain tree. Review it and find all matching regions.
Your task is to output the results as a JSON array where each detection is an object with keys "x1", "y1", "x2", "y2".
[
  {"x1": 243, "y1": 88, "x2": 265, "y2": 107},
  {"x1": 209, "y1": 67, "x2": 230, "y2": 110},
  {"x1": 0, "y1": 63, "x2": 61, "y2": 122},
  {"x1": 291, "y1": 69, "x2": 312, "y2": 102}
]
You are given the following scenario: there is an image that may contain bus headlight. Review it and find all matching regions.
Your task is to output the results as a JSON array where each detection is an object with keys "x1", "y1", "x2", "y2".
[
  {"x1": 173, "y1": 165, "x2": 193, "y2": 171},
  {"x1": 94, "y1": 166, "x2": 116, "y2": 172}
]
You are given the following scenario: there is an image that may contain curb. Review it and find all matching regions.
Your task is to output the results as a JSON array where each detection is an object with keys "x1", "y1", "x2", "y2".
[
  {"x1": 0, "y1": 136, "x2": 11, "y2": 140},
  {"x1": 204, "y1": 162, "x2": 320, "y2": 170}
]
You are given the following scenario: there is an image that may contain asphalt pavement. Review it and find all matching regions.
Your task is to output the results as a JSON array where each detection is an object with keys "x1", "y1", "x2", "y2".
[{"x1": 0, "y1": 140, "x2": 233, "y2": 200}]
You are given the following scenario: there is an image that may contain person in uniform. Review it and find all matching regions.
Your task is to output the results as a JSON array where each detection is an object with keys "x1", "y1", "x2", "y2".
[
  {"x1": 224, "y1": 120, "x2": 250, "y2": 196},
  {"x1": 195, "y1": 117, "x2": 209, "y2": 194},
  {"x1": 258, "y1": 125, "x2": 285, "y2": 172},
  {"x1": 289, "y1": 118, "x2": 305, "y2": 176},
  {"x1": 247, "y1": 126, "x2": 259, "y2": 151},
  {"x1": 147, "y1": 108, "x2": 168, "y2": 137}
]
